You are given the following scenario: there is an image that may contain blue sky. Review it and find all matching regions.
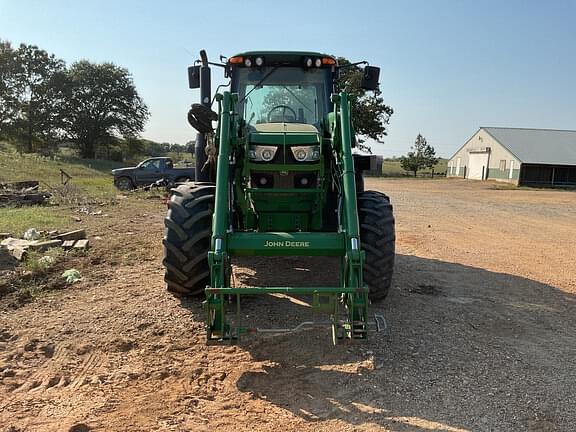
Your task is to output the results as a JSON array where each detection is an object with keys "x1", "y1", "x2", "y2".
[{"x1": 1, "y1": 0, "x2": 575, "y2": 157}]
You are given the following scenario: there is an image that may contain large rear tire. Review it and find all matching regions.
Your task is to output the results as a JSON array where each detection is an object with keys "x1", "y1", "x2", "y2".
[
  {"x1": 358, "y1": 191, "x2": 395, "y2": 301},
  {"x1": 163, "y1": 183, "x2": 215, "y2": 297}
]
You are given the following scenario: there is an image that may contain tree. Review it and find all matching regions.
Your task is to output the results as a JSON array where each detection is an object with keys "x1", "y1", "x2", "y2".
[
  {"x1": 335, "y1": 58, "x2": 394, "y2": 151},
  {"x1": 61, "y1": 61, "x2": 149, "y2": 159},
  {"x1": 142, "y1": 140, "x2": 168, "y2": 156},
  {"x1": 122, "y1": 136, "x2": 145, "y2": 159},
  {"x1": 400, "y1": 134, "x2": 438, "y2": 177},
  {"x1": 0, "y1": 41, "x2": 19, "y2": 136},
  {"x1": 0, "y1": 42, "x2": 66, "y2": 153}
]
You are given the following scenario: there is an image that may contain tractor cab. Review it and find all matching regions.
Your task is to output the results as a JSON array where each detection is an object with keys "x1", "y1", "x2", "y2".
[{"x1": 227, "y1": 52, "x2": 335, "y2": 130}]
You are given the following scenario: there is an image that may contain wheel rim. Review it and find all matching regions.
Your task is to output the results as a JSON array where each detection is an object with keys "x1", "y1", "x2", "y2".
[{"x1": 117, "y1": 178, "x2": 132, "y2": 190}]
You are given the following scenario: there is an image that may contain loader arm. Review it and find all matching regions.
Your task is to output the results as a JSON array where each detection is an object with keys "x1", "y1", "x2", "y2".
[{"x1": 205, "y1": 90, "x2": 369, "y2": 342}]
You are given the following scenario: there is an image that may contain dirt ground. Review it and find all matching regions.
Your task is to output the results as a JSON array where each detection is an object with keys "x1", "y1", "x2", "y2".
[{"x1": 1, "y1": 178, "x2": 575, "y2": 432}]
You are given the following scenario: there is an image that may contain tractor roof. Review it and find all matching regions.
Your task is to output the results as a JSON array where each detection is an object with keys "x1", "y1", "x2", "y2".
[
  {"x1": 232, "y1": 50, "x2": 334, "y2": 58},
  {"x1": 228, "y1": 51, "x2": 337, "y2": 67}
]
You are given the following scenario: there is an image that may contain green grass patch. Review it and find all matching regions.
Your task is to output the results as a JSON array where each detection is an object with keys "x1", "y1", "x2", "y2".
[
  {"x1": 59, "y1": 155, "x2": 127, "y2": 174},
  {"x1": 22, "y1": 247, "x2": 65, "y2": 274},
  {"x1": 382, "y1": 158, "x2": 448, "y2": 177},
  {"x1": 0, "y1": 145, "x2": 125, "y2": 234},
  {"x1": 0, "y1": 206, "x2": 72, "y2": 236},
  {"x1": 0, "y1": 146, "x2": 122, "y2": 197},
  {"x1": 382, "y1": 160, "x2": 407, "y2": 175}
]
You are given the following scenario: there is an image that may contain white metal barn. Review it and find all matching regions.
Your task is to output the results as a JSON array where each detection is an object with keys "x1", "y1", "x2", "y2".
[{"x1": 447, "y1": 127, "x2": 576, "y2": 186}]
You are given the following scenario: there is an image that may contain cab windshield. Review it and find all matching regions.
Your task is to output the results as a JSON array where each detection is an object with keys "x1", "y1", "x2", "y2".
[{"x1": 232, "y1": 66, "x2": 332, "y2": 127}]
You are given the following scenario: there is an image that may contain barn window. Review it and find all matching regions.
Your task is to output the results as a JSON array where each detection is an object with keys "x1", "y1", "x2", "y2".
[{"x1": 499, "y1": 160, "x2": 507, "y2": 171}]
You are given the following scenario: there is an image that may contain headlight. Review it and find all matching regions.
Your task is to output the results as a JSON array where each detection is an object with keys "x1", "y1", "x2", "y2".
[
  {"x1": 249, "y1": 145, "x2": 278, "y2": 162},
  {"x1": 290, "y1": 145, "x2": 320, "y2": 162}
]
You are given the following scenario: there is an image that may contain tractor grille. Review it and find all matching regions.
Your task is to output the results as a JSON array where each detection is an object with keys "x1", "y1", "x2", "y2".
[{"x1": 250, "y1": 171, "x2": 318, "y2": 189}]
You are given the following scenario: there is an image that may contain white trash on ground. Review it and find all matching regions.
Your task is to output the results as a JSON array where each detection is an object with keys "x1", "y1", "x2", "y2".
[{"x1": 23, "y1": 228, "x2": 41, "y2": 241}]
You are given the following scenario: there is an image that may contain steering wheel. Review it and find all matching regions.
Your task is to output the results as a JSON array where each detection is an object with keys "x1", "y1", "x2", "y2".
[{"x1": 267, "y1": 105, "x2": 297, "y2": 123}]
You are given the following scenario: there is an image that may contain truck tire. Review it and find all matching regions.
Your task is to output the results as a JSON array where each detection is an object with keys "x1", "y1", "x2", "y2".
[
  {"x1": 357, "y1": 191, "x2": 395, "y2": 301},
  {"x1": 163, "y1": 183, "x2": 215, "y2": 297},
  {"x1": 115, "y1": 176, "x2": 133, "y2": 191}
]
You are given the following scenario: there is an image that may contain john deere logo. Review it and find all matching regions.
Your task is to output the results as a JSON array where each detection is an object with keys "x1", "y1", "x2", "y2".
[{"x1": 264, "y1": 240, "x2": 310, "y2": 247}]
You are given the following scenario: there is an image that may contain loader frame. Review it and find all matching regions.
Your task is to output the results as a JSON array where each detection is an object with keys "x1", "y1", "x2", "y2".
[{"x1": 205, "y1": 90, "x2": 369, "y2": 343}]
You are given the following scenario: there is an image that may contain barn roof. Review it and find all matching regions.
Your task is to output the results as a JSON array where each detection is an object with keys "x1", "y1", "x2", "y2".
[{"x1": 483, "y1": 127, "x2": 576, "y2": 165}]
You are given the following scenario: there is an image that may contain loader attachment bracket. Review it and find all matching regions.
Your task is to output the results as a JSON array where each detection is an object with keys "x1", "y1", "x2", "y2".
[{"x1": 203, "y1": 286, "x2": 369, "y2": 344}]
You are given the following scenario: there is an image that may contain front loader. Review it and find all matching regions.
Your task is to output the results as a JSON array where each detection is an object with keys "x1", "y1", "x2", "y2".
[{"x1": 163, "y1": 51, "x2": 395, "y2": 343}]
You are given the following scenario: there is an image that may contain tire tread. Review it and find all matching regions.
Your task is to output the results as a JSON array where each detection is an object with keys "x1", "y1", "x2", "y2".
[
  {"x1": 358, "y1": 190, "x2": 396, "y2": 301},
  {"x1": 163, "y1": 183, "x2": 215, "y2": 297}
]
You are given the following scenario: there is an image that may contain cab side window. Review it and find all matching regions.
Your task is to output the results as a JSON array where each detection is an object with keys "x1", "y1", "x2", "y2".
[{"x1": 141, "y1": 159, "x2": 161, "y2": 170}]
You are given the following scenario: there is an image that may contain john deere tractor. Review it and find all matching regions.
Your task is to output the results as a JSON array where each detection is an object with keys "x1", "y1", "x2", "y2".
[{"x1": 163, "y1": 50, "x2": 395, "y2": 343}]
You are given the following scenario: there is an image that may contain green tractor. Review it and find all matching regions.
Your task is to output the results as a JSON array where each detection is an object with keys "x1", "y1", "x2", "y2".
[{"x1": 163, "y1": 50, "x2": 395, "y2": 343}]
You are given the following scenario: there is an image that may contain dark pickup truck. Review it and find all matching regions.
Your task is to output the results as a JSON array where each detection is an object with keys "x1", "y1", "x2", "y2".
[{"x1": 112, "y1": 157, "x2": 196, "y2": 190}]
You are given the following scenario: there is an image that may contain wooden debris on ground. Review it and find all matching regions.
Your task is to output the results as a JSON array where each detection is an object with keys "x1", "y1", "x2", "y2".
[
  {"x1": 0, "y1": 229, "x2": 90, "y2": 260},
  {"x1": 0, "y1": 181, "x2": 51, "y2": 207},
  {"x1": 55, "y1": 229, "x2": 86, "y2": 241}
]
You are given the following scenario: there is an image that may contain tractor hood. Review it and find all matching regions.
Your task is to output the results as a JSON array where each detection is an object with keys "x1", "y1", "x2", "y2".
[
  {"x1": 249, "y1": 123, "x2": 320, "y2": 145},
  {"x1": 253, "y1": 123, "x2": 318, "y2": 133}
]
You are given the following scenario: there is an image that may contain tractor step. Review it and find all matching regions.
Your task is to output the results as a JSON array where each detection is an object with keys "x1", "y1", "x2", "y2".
[{"x1": 227, "y1": 232, "x2": 346, "y2": 257}]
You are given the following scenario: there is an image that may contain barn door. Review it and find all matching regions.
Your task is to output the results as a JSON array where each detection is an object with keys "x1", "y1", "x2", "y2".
[{"x1": 468, "y1": 152, "x2": 490, "y2": 180}]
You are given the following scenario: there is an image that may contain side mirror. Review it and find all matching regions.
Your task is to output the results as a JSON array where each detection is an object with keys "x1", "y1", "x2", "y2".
[
  {"x1": 188, "y1": 65, "x2": 201, "y2": 89},
  {"x1": 361, "y1": 66, "x2": 380, "y2": 91}
]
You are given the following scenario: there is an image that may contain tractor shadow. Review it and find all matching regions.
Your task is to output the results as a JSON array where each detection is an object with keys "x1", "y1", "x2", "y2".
[{"x1": 232, "y1": 254, "x2": 576, "y2": 431}]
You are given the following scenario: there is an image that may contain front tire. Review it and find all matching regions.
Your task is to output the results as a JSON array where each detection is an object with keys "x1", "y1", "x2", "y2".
[
  {"x1": 163, "y1": 183, "x2": 215, "y2": 297},
  {"x1": 358, "y1": 191, "x2": 395, "y2": 301}
]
